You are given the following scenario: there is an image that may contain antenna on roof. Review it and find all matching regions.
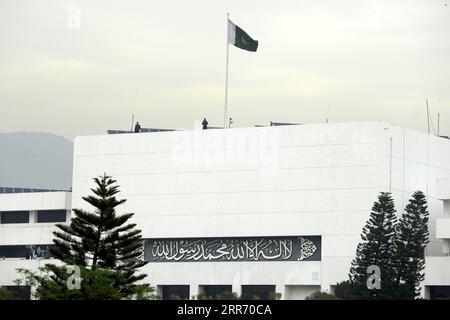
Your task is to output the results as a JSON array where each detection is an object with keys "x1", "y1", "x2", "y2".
[
  {"x1": 437, "y1": 90, "x2": 442, "y2": 136},
  {"x1": 130, "y1": 114, "x2": 134, "y2": 132},
  {"x1": 426, "y1": 99, "x2": 438, "y2": 136},
  {"x1": 438, "y1": 113, "x2": 440, "y2": 136},
  {"x1": 326, "y1": 86, "x2": 331, "y2": 123}
]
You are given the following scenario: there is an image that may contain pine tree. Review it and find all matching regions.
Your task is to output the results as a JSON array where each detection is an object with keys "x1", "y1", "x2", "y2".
[
  {"x1": 19, "y1": 174, "x2": 149, "y2": 299},
  {"x1": 349, "y1": 192, "x2": 397, "y2": 299},
  {"x1": 393, "y1": 191, "x2": 429, "y2": 299}
]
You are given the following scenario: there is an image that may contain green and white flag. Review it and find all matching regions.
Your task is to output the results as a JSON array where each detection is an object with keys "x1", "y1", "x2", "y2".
[{"x1": 228, "y1": 19, "x2": 258, "y2": 52}]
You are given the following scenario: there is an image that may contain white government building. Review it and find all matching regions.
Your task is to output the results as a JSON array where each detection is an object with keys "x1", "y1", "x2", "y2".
[{"x1": 1, "y1": 121, "x2": 450, "y2": 299}]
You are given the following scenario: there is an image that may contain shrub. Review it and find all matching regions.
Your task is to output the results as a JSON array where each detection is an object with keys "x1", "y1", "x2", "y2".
[{"x1": 305, "y1": 291, "x2": 339, "y2": 300}]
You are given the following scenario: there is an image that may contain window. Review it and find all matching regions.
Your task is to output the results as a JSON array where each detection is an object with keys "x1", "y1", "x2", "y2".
[
  {"x1": 0, "y1": 211, "x2": 29, "y2": 224},
  {"x1": 200, "y1": 285, "x2": 234, "y2": 299},
  {"x1": 1, "y1": 286, "x2": 31, "y2": 300},
  {"x1": 0, "y1": 245, "x2": 28, "y2": 258},
  {"x1": 430, "y1": 286, "x2": 450, "y2": 300},
  {"x1": 37, "y1": 210, "x2": 67, "y2": 223},
  {"x1": 241, "y1": 285, "x2": 276, "y2": 300},
  {"x1": 159, "y1": 285, "x2": 190, "y2": 300},
  {"x1": 0, "y1": 245, "x2": 53, "y2": 259}
]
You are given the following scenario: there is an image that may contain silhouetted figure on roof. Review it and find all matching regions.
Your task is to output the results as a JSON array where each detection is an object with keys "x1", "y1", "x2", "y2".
[
  {"x1": 134, "y1": 122, "x2": 141, "y2": 133},
  {"x1": 202, "y1": 118, "x2": 208, "y2": 130}
]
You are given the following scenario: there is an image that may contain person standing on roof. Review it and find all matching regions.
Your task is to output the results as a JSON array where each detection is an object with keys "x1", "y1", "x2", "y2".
[
  {"x1": 202, "y1": 118, "x2": 208, "y2": 130},
  {"x1": 134, "y1": 122, "x2": 141, "y2": 133}
]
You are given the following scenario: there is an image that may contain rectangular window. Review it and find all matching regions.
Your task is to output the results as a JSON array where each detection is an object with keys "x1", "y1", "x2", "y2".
[
  {"x1": 0, "y1": 245, "x2": 53, "y2": 259},
  {"x1": 200, "y1": 285, "x2": 233, "y2": 299},
  {"x1": 0, "y1": 245, "x2": 28, "y2": 258},
  {"x1": 430, "y1": 286, "x2": 450, "y2": 300},
  {"x1": 37, "y1": 210, "x2": 67, "y2": 223},
  {"x1": 241, "y1": 285, "x2": 276, "y2": 300},
  {"x1": 1, "y1": 286, "x2": 31, "y2": 300},
  {"x1": 0, "y1": 211, "x2": 29, "y2": 224},
  {"x1": 160, "y1": 285, "x2": 190, "y2": 300}
]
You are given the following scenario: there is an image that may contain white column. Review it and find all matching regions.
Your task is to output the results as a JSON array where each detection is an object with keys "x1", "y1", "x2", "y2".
[
  {"x1": 29, "y1": 210, "x2": 37, "y2": 224},
  {"x1": 275, "y1": 283, "x2": 284, "y2": 300},
  {"x1": 232, "y1": 283, "x2": 241, "y2": 298},
  {"x1": 421, "y1": 285, "x2": 430, "y2": 299},
  {"x1": 190, "y1": 284, "x2": 199, "y2": 300},
  {"x1": 156, "y1": 285, "x2": 163, "y2": 299}
]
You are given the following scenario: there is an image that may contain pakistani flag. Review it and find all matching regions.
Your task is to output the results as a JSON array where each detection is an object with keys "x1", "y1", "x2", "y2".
[{"x1": 228, "y1": 19, "x2": 258, "y2": 52}]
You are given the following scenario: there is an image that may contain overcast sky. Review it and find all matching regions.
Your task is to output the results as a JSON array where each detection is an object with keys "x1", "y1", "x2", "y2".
[{"x1": 0, "y1": 0, "x2": 449, "y2": 139}]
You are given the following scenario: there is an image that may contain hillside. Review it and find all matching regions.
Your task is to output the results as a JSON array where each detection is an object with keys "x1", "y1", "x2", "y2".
[{"x1": 0, "y1": 132, "x2": 73, "y2": 190}]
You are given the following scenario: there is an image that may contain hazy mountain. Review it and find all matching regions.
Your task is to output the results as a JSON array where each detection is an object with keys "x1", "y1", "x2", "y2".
[{"x1": 0, "y1": 132, "x2": 73, "y2": 190}]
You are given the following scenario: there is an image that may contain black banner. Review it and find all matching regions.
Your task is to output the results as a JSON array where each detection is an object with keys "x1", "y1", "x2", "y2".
[{"x1": 144, "y1": 236, "x2": 321, "y2": 262}]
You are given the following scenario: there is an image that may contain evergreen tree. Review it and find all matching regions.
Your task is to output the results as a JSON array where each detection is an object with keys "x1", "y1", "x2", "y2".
[
  {"x1": 393, "y1": 191, "x2": 429, "y2": 299},
  {"x1": 334, "y1": 280, "x2": 368, "y2": 300},
  {"x1": 18, "y1": 174, "x2": 149, "y2": 299},
  {"x1": 349, "y1": 192, "x2": 397, "y2": 299}
]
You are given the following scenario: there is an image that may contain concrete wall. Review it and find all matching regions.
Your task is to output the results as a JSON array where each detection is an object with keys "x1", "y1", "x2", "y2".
[
  {"x1": 2, "y1": 121, "x2": 450, "y2": 299},
  {"x1": 0, "y1": 192, "x2": 71, "y2": 212},
  {"x1": 424, "y1": 257, "x2": 450, "y2": 286},
  {"x1": 0, "y1": 192, "x2": 71, "y2": 245},
  {"x1": 376, "y1": 125, "x2": 450, "y2": 256},
  {"x1": 70, "y1": 121, "x2": 450, "y2": 297}
]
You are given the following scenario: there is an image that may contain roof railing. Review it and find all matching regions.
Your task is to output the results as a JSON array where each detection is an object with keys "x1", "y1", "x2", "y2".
[
  {"x1": 0, "y1": 187, "x2": 70, "y2": 194},
  {"x1": 107, "y1": 128, "x2": 177, "y2": 135}
]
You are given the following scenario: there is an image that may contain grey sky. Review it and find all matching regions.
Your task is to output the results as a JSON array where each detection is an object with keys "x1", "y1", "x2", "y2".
[{"x1": 0, "y1": 0, "x2": 449, "y2": 139}]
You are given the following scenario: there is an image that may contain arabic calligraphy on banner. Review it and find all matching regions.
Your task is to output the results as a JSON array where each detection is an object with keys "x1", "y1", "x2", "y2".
[{"x1": 144, "y1": 236, "x2": 321, "y2": 262}]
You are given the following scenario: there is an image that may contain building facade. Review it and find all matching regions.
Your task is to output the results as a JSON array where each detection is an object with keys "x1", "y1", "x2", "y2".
[
  {"x1": 1, "y1": 121, "x2": 450, "y2": 299},
  {"x1": 0, "y1": 190, "x2": 71, "y2": 298}
]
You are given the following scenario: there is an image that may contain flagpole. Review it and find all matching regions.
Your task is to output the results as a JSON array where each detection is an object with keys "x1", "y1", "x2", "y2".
[{"x1": 224, "y1": 12, "x2": 230, "y2": 128}]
